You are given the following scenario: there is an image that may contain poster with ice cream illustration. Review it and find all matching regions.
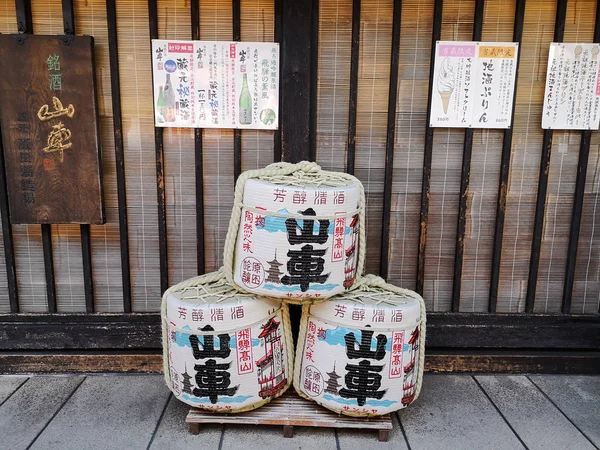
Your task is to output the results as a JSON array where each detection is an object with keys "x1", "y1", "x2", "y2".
[
  {"x1": 151, "y1": 40, "x2": 279, "y2": 130},
  {"x1": 542, "y1": 43, "x2": 600, "y2": 130},
  {"x1": 430, "y1": 41, "x2": 519, "y2": 129}
]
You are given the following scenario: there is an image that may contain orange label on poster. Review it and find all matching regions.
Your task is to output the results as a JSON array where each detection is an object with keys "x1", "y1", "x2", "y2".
[{"x1": 479, "y1": 46, "x2": 516, "y2": 58}]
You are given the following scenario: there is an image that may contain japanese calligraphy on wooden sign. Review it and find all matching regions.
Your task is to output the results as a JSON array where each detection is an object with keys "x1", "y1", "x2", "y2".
[
  {"x1": 0, "y1": 35, "x2": 104, "y2": 224},
  {"x1": 151, "y1": 40, "x2": 279, "y2": 130},
  {"x1": 542, "y1": 43, "x2": 600, "y2": 130},
  {"x1": 430, "y1": 41, "x2": 519, "y2": 129}
]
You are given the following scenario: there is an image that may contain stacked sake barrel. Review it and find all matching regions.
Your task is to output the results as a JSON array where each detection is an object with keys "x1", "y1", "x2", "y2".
[
  {"x1": 161, "y1": 269, "x2": 294, "y2": 412},
  {"x1": 162, "y1": 161, "x2": 425, "y2": 416}
]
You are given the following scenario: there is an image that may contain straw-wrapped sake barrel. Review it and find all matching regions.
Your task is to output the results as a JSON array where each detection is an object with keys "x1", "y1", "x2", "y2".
[
  {"x1": 224, "y1": 161, "x2": 365, "y2": 301},
  {"x1": 162, "y1": 270, "x2": 293, "y2": 413},
  {"x1": 293, "y1": 276, "x2": 426, "y2": 417}
]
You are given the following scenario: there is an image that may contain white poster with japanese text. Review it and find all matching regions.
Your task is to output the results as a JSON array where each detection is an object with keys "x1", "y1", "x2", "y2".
[
  {"x1": 542, "y1": 43, "x2": 600, "y2": 130},
  {"x1": 430, "y1": 41, "x2": 519, "y2": 128},
  {"x1": 152, "y1": 40, "x2": 279, "y2": 130}
]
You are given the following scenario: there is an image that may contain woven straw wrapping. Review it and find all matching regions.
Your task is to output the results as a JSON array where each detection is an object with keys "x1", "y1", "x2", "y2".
[
  {"x1": 223, "y1": 161, "x2": 366, "y2": 302},
  {"x1": 293, "y1": 275, "x2": 426, "y2": 417},
  {"x1": 161, "y1": 269, "x2": 294, "y2": 413}
]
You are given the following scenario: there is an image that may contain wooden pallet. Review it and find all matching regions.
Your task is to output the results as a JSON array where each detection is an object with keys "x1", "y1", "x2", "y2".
[{"x1": 186, "y1": 391, "x2": 393, "y2": 441}]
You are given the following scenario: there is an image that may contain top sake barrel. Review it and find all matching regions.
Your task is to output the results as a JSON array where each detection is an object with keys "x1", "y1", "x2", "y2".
[{"x1": 224, "y1": 162, "x2": 365, "y2": 300}]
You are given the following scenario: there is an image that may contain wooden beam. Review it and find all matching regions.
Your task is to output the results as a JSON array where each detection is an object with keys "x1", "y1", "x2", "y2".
[
  {"x1": 1, "y1": 350, "x2": 598, "y2": 374},
  {"x1": 452, "y1": 0, "x2": 485, "y2": 311},
  {"x1": 0, "y1": 124, "x2": 18, "y2": 312},
  {"x1": 526, "y1": 0, "x2": 568, "y2": 312},
  {"x1": 562, "y1": 0, "x2": 600, "y2": 313},
  {"x1": 233, "y1": 0, "x2": 242, "y2": 181},
  {"x1": 345, "y1": 0, "x2": 361, "y2": 175},
  {"x1": 380, "y1": 0, "x2": 403, "y2": 281},
  {"x1": 280, "y1": 0, "x2": 316, "y2": 162},
  {"x1": 489, "y1": 0, "x2": 527, "y2": 312},
  {"x1": 417, "y1": 0, "x2": 444, "y2": 296},
  {"x1": 106, "y1": 0, "x2": 132, "y2": 311},
  {"x1": 190, "y1": 0, "x2": 205, "y2": 275},
  {"x1": 0, "y1": 312, "x2": 597, "y2": 351},
  {"x1": 148, "y1": 0, "x2": 169, "y2": 294},
  {"x1": 273, "y1": 0, "x2": 283, "y2": 162}
]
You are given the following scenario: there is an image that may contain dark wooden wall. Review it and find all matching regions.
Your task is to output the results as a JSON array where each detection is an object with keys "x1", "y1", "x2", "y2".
[{"x1": 0, "y1": 0, "x2": 598, "y2": 373}]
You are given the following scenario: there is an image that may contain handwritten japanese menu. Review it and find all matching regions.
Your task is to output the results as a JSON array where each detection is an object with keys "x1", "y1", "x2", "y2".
[
  {"x1": 151, "y1": 40, "x2": 279, "y2": 130},
  {"x1": 430, "y1": 41, "x2": 519, "y2": 129},
  {"x1": 542, "y1": 43, "x2": 600, "y2": 130}
]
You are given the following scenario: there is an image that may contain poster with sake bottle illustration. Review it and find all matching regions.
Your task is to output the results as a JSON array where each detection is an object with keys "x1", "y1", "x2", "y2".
[
  {"x1": 429, "y1": 41, "x2": 518, "y2": 129},
  {"x1": 151, "y1": 40, "x2": 279, "y2": 130}
]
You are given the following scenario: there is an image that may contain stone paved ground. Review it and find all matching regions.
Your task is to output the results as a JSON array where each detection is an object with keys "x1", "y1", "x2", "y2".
[{"x1": 0, "y1": 374, "x2": 598, "y2": 449}]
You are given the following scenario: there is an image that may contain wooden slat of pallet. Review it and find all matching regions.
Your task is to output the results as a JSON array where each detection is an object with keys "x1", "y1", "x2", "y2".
[
  {"x1": 0, "y1": 376, "x2": 83, "y2": 450},
  {"x1": 337, "y1": 413, "x2": 408, "y2": 450},
  {"x1": 475, "y1": 375, "x2": 596, "y2": 450},
  {"x1": 187, "y1": 391, "x2": 392, "y2": 434},
  {"x1": 398, "y1": 374, "x2": 525, "y2": 449},
  {"x1": 221, "y1": 422, "x2": 337, "y2": 450},
  {"x1": 528, "y1": 375, "x2": 600, "y2": 447}
]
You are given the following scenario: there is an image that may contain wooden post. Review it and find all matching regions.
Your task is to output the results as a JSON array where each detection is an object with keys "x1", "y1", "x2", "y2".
[
  {"x1": 279, "y1": 0, "x2": 318, "y2": 339},
  {"x1": 279, "y1": 0, "x2": 317, "y2": 162}
]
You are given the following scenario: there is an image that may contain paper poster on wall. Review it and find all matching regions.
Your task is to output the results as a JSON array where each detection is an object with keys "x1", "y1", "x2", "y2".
[
  {"x1": 151, "y1": 40, "x2": 279, "y2": 130},
  {"x1": 430, "y1": 41, "x2": 519, "y2": 129},
  {"x1": 542, "y1": 43, "x2": 600, "y2": 130}
]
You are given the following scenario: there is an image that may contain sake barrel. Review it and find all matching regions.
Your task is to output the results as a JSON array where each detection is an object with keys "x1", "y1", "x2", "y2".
[
  {"x1": 224, "y1": 161, "x2": 365, "y2": 301},
  {"x1": 161, "y1": 269, "x2": 293, "y2": 413},
  {"x1": 293, "y1": 275, "x2": 426, "y2": 417}
]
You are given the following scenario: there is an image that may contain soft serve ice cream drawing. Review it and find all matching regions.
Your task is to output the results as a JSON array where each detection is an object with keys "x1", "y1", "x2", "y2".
[{"x1": 437, "y1": 58, "x2": 455, "y2": 115}]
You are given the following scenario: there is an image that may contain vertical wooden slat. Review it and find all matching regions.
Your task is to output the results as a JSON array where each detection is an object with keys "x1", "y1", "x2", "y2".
[
  {"x1": 280, "y1": 0, "x2": 316, "y2": 162},
  {"x1": 233, "y1": 0, "x2": 242, "y2": 180},
  {"x1": 346, "y1": 0, "x2": 360, "y2": 175},
  {"x1": 0, "y1": 1, "x2": 22, "y2": 312},
  {"x1": 61, "y1": 0, "x2": 75, "y2": 35},
  {"x1": 416, "y1": 0, "x2": 444, "y2": 296},
  {"x1": 451, "y1": 0, "x2": 485, "y2": 312},
  {"x1": 308, "y1": 0, "x2": 319, "y2": 162},
  {"x1": 61, "y1": 0, "x2": 95, "y2": 313},
  {"x1": 489, "y1": 0, "x2": 526, "y2": 312},
  {"x1": 273, "y1": 0, "x2": 283, "y2": 162},
  {"x1": 525, "y1": 0, "x2": 568, "y2": 313},
  {"x1": 0, "y1": 129, "x2": 18, "y2": 312},
  {"x1": 191, "y1": 0, "x2": 205, "y2": 275},
  {"x1": 15, "y1": 0, "x2": 31, "y2": 34},
  {"x1": 106, "y1": 0, "x2": 132, "y2": 312},
  {"x1": 562, "y1": 0, "x2": 600, "y2": 314},
  {"x1": 15, "y1": 0, "x2": 58, "y2": 312},
  {"x1": 41, "y1": 224, "x2": 56, "y2": 312},
  {"x1": 148, "y1": 0, "x2": 169, "y2": 294},
  {"x1": 379, "y1": 0, "x2": 403, "y2": 281},
  {"x1": 280, "y1": 0, "x2": 317, "y2": 339}
]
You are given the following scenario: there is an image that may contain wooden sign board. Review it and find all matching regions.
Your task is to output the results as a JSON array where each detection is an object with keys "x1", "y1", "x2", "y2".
[{"x1": 0, "y1": 34, "x2": 104, "y2": 224}]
